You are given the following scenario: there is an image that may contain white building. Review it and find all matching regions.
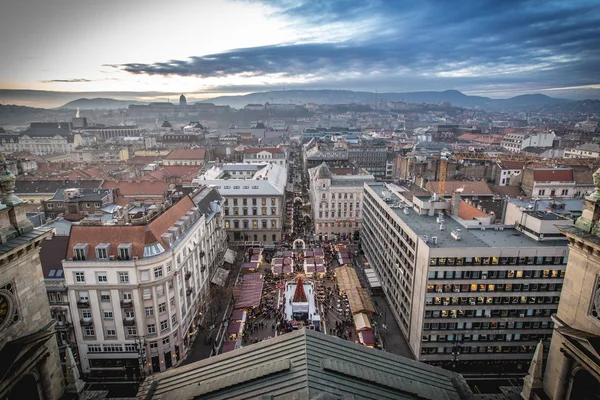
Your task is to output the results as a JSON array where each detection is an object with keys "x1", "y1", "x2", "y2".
[
  {"x1": 500, "y1": 131, "x2": 556, "y2": 153},
  {"x1": 0, "y1": 123, "x2": 82, "y2": 155},
  {"x1": 192, "y1": 163, "x2": 288, "y2": 243},
  {"x1": 564, "y1": 142, "x2": 600, "y2": 159},
  {"x1": 308, "y1": 162, "x2": 375, "y2": 241},
  {"x1": 242, "y1": 147, "x2": 287, "y2": 166},
  {"x1": 62, "y1": 187, "x2": 226, "y2": 378}
]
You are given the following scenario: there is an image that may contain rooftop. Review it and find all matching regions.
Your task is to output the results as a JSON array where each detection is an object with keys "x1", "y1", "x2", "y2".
[
  {"x1": 137, "y1": 328, "x2": 472, "y2": 400},
  {"x1": 164, "y1": 148, "x2": 206, "y2": 160},
  {"x1": 369, "y1": 183, "x2": 565, "y2": 249}
]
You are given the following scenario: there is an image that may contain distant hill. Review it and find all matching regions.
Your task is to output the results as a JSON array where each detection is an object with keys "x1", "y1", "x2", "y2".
[
  {"x1": 203, "y1": 89, "x2": 571, "y2": 110},
  {"x1": 537, "y1": 99, "x2": 600, "y2": 114},
  {"x1": 59, "y1": 98, "x2": 146, "y2": 110}
]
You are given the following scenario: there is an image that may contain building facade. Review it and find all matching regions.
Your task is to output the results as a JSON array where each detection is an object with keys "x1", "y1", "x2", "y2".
[
  {"x1": 0, "y1": 162, "x2": 65, "y2": 400},
  {"x1": 308, "y1": 163, "x2": 374, "y2": 241},
  {"x1": 62, "y1": 187, "x2": 226, "y2": 378},
  {"x1": 42, "y1": 188, "x2": 114, "y2": 219},
  {"x1": 564, "y1": 142, "x2": 600, "y2": 159},
  {"x1": 362, "y1": 182, "x2": 569, "y2": 373},
  {"x1": 192, "y1": 163, "x2": 288, "y2": 243},
  {"x1": 242, "y1": 147, "x2": 287, "y2": 166},
  {"x1": 542, "y1": 181, "x2": 600, "y2": 399}
]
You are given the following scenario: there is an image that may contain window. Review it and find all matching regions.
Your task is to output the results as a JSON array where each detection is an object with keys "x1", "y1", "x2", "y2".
[
  {"x1": 154, "y1": 266, "x2": 163, "y2": 278},
  {"x1": 271, "y1": 220, "x2": 277, "y2": 229},
  {"x1": 147, "y1": 324, "x2": 156, "y2": 334},
  {"x1": 140, "y1": 270, "x2": 149, "y2": 282},
  {"x1": 74, "y1": 272, "x2": 85, "y2": 283},
  {"x1": 118, "y1": 243, "x2": 132, "y2": 260},
  {"x1": 162, "y1": 337, "x2": 170, "y2": 345},
  {"x1": 171, "y1": 314, "x2": 177, "y2": 326},
  {"x1": 100, "y1": 291, "x2": 110, "y2": 302},
  {"x1": 73, "y1": 243, "x2": 88, "y2": 260},
  {"x1": 125, "y1": 343, "x2": 136, "y2": 351},
  {"x1": 88, "y1": 344, "x2": 102, "y2": 353},
  {"x1": 253, "y1": 221, "x2": 258, "y2": 229},
  {"x1": 106, "y1": 329, "x2": 116, "y2": 337},
  {"x1": 118, "y1": 272, "x2": 129, "y2": 283},
  {"x1": 103, "y1": 310, "x2": 113, "y2": 320},
  {"x1": 97, "y1": 272, "x2": 107, "y2": 283},
  {"x1": 159, "y1": 302, "x2": 167, "y2": 313},
  {"x1": 143, "y1": 288, "x2": 152, "y2": 300},
  {"x1": 538, "y1": 189, "x2": 545, "y2": 196},
  {"x1": 145, "y1": 306, "x2": 154, "y2": 316},
  {"x1": 149, "y1": 341, "x2": 158, "y2": 349},
  {"x1": 160, "y1": 320, "x2": 169, "y2": 331},
  {"x1": 84, "y1": 326, "x2": 95, "y2": 336},
  {"x1": 170, "y1": 297, "x2": 175, "y2": 306},
  {"x1": 156, "y1": 285, "x2": 164, "y2": 297},
  {"x1": 82, "y1": 309, "x2": 92, "y2": 319},
  {"x1": 166, "y1": 263, "x2": 172, "y2": 273},
  {"x1": 96, "y1": 243, "x2": 110, "y2": 259}
]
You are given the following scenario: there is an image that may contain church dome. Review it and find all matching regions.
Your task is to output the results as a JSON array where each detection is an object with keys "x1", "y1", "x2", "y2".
[{"x1": 179, "y1": 94, "x2": 187, "y2": 106}]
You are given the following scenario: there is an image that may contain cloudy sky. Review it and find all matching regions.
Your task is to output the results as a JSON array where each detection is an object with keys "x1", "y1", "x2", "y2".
[{"x1": 1, "y1": 0, "x2": 599, "y2": 102}]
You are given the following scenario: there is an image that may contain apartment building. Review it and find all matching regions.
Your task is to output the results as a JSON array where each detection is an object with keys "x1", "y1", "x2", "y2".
[
  {"x1": 500, "y1": 131, "x2": 556, "y2": 153},
  {"x1": 362, "y1": 182, "x2": 569, "y2": 373},
  {"x1": 62, "y1": 187, "x2": 226, "y2": 378},
  {"x1": 42, "y1": 188, "x2": 114, "y2": 219},
  {"x1": 192, "y1": 163, "x2": 287, "y2": 243},
  {"x1": 564, "y1": 142, "x2": 600, "y2": 159},
  {"x1": 520, "y1": 168, "x2": 591, "y2": 199},
  {"x1": 308, "y1": 162, "x2": 374, "y2": 241}
]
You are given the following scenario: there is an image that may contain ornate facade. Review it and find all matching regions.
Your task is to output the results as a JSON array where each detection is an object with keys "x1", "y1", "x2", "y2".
[{"x1": 0, "y1": 155, "x2": 65, "y2": 399}]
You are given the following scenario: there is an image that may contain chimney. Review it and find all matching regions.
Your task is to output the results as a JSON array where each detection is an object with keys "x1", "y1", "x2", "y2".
[{"x1": 451, "y1": 191, "x2": 461, "y2": 216}]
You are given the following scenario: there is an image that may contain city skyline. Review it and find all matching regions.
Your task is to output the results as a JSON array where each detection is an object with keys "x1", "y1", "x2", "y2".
[{"x1": 1, "y1": 0, "x2": 599, "y2": 105}]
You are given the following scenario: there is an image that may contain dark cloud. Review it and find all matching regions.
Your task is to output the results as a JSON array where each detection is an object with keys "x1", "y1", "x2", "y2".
[
  {"x1": 41, "y1": 78, "x2": 94, "y2": 83},
  {"x1": 118, "y1": 0, "x2": 600, "y2": 93}
]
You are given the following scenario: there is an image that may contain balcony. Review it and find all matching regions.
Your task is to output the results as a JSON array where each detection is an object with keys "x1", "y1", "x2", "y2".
[
  {"x1": 120, "y1": 299, "x2": 133, "y2": 308},
  {"x1": 123, "y1": 317, "x2": 136, "y2": 326},
  {"x1": 185, "y1": 271, "x2": 192, "y2": 280},
  {"x1": 76, "y1": 300, "x2": 89, "y2": 308},
  {"x1": 80, "y1": 317, "x2": 93, "y2": 326}
]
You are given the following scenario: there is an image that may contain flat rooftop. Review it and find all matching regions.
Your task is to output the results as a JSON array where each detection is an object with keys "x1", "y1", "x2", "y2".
[
  {"x1": 368, "y1": 183, "x2": 566, "y2": 249},
  {"x1": 523, "y1": 210, "x2": 570, "y2": 221}
]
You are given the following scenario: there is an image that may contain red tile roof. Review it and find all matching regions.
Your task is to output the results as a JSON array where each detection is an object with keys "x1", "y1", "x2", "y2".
[
  {"x1": 458, "y1": 201, "x2": 488, "y2": 220},
  {"x1": 164, "y1": 149, "x2": 206, "y2": 160},
  {"x1": 498, "y1": 161, "x2": 526, "y2": 170},
  {"x1": 67, "y1": 196, "x2": 196, "y2": 260},
  {"x1": 532, "y1": 169, "x2": 574, "y2": 182},
  {"x1": 426, "y1": 181, "x2": 493, "y2": 196},
  {"x1": 102, "y1": 181, "x2": 168, "y2": 197}
]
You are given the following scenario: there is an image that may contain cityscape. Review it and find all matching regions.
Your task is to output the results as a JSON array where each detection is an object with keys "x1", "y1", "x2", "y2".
[{"x1": 0, "y1": 1, "x2": 600, "y2": 400}]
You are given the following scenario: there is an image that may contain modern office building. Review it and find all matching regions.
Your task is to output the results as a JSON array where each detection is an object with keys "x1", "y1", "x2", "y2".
[
  {"x1": 62, "y1": 186, "x2": 226, "y2": 378},
  {"x1": 362, "y1": 182, "x2": 570, "y2": 373},
  {"x1": 308, "y1": 162, "x2": 374, "y2": 241},
  {"x1": 192, "y1": 163, "x2": 287, "y2": 243}
]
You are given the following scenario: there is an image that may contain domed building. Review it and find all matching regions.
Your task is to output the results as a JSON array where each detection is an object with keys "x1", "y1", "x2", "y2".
[{"x1": 179, "y1": 94, "x2": 187, "y2": 107}]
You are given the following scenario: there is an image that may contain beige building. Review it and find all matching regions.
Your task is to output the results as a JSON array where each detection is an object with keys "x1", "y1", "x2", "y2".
[
  {"x1": 0, "y1": 160, "x2": 65, "y2": 399},
  {"x1": 536, "y1": 181, "x2": 600, "y2": 399},
  {"x1": 362, "y1": 182, "x2": 569, "y2": 374},
  {"x1": 192, "y1": 163, "x2": 288, "y2": 244},
  {"x1": 71, "y1": 147, "x2": 130, "y2": 163},
  {"x1": 308, "y1": 162, "x2": 374, "y2": 241}
]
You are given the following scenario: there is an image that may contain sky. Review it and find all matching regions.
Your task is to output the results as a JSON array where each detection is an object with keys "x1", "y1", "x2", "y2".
[{"x1": 1, "y1": 0, "x2": 599, "y2": 105}]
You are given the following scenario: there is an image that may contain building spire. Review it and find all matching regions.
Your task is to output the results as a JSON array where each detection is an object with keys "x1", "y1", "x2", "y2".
[
  {"x1": 520, "y1": 340, "x2": 544, "y2": 400},
  {"x1": 292, "y1": 275, "x2": 307, "y2": 303}
]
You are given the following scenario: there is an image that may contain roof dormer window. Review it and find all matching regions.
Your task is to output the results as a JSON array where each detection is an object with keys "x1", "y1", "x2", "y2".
[
  {"x1": 95, "y1": 243, "x2": 110, "y2": 260},
  {"x1": 118, "y1": 243, "x2": 133, "y2": 260},
  {"x1": 73, "y1": 243, "x2": 88, "y2": 261}
]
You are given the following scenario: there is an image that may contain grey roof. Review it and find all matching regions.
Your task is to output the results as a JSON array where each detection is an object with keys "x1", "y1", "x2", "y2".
[
  {"x1": 193, "y1": 187, "x2": 224, "y2": 221},
  {"x1": 0, "y1": 226, "x2": 52, "y2": 256},
  {"x1": 15, "y1": 180, "x2": 103, "y2": 195},
  {"x1": 315, "y1": 162, "x2": 331, "y2": 179},
  {"x1": 49, "y1": 188, "x2": 112, "y2": 202},
  {"x1": 368, "y1": 183, "x2": 566, "y2": 249},
  {"x1": 137, "y1": 328, "x2": 473, "y2": 400}
]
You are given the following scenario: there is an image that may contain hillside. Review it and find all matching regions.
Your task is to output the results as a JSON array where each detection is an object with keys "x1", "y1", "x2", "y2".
[
  {"x1": 537, "y1": 99, "x2": 600, "y2": 114},
  {"x1": 203, "y1": 89, "x2": 571, "y2": 109},
  {"x1": 59, "y1": 98, "x2": 146, "y2": 110}
]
